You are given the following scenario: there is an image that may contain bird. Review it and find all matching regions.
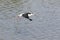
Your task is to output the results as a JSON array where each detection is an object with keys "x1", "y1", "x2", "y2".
[{"x1": 18, "y1": 12, "x2": 34, "y2": 21}]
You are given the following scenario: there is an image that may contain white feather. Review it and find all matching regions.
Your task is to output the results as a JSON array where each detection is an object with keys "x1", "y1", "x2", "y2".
[
  {"x1": 28, "y1": 14, "x2": 34, "y2": 16},
  {"x1": 18, "y1": 13, "x2": 24, "y2": 17},
  {"x1": 18, "y1": 13, "x2": 34, "y2": 17}
]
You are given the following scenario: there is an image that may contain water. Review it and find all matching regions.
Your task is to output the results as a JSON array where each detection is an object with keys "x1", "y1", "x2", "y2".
[{"x1": 0, "y1": 0, "x2": 60, "y2": 40}]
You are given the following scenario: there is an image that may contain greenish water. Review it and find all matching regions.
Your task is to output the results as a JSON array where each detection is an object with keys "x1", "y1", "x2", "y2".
[
  {"x1": 0, "y1": 0, "x2": 23, "y2": 6},
  {"x1": 11, "y1": 0, "x2": 21, "y2": 4}
]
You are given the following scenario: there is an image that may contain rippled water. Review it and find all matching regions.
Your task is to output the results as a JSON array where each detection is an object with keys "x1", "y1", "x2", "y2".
[{"x1": 0, "y1": 0, "x2": 60, "y2": 40}]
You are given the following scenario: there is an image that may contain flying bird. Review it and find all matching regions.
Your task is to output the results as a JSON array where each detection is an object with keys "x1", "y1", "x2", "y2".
[{"x1": 18, "y1": 12, "x2": 34, "y2": 21}]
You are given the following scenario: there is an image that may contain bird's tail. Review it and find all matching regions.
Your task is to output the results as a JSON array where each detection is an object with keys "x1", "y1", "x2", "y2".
[{"x1": 29, "y1": 19, "x2": 32, "y2": 21}]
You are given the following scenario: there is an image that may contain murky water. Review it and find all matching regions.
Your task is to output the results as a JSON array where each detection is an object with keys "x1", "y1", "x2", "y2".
[{"x1": 0, "y1": 0, "x2": 60, "y2": 40}]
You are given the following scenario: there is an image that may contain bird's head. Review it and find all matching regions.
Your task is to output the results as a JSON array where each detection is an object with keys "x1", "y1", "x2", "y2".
[{"x1": 28, "y1": 13, "x2": 34, "y2": 16}]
